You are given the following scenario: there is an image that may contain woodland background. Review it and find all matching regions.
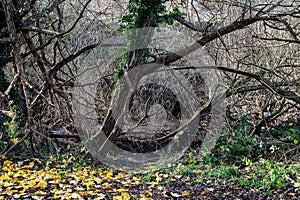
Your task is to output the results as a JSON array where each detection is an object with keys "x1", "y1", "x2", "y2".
[{"x1": 0, "y1": 0, "x2": 299, "y2": 199}]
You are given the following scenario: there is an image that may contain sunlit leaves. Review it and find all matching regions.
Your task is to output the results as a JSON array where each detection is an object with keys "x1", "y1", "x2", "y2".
[
  {"x1": 0, "y1": 157, "x2": 142, "y2": 199},
  {"x1": 0, "y1": 154, "x2": 299, "y2": 199}
]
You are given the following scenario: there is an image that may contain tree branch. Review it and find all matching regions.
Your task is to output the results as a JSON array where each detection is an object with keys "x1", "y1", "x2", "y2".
[
  {"x1": 253, "y1": 36, "x2": 300, "y2": 44},
  {"x1": 21, "y1": 26, "x2": 61, "y2": 35},
  {"x1": 216, "y1": 66, "x2": 300, "y2": 104},
  {"x1": 161, "y1": 14, "x2": 216, "y2": 32},
  {"x1": 49, "y1": 43, "x2": 100, "y2": 78},
  {"x1": 100, "y1": 15, "x2": 281, "y2": 143}
]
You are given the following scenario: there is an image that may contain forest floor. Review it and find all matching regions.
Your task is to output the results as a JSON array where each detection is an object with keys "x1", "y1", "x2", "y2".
[
  {"x1": 0, "y1": 150, "x2": 299, "y2": 200},
  {"x1": 1, "y1": 117, "x2": 299, "y2": 199}
]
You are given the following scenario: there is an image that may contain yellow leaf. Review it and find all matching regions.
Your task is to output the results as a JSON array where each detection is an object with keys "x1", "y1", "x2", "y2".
[
  {"x1": 33, "y1": 158, "x2": 41, "y2": 163},
  {"x1": 147, "y1": 181, "x2": 158, "y2": 185},
  {"x1": 3, "y1": 160, "x2": 12, "y2": 171},
  {"x1": 103, "y1": 182, "x2": 110, "y2": 188},
  {"x1": 114, "y1": 188, "x2": 127, "y2": 193},
  {"x1": 12, "y1": 138, "x2": 19, "y2": 144},
  {"x1": 113, "y1": 196, "x2": 123, "y2": 200},
  {"x1": 182, "y1": 191, "x2": 190, "y2": 196},
  {"x1": 49, "y1": 180, "x2": 60, "y2": 185},
  {"x1": 36, "y1": 171, "x2": 44, "y2": 176},
  {"x1": 87, "y1": 180, "x2": 96, "y2": 186},
  {"x1": 55, "y1": 164, "x2": 61, "y2": 168},
  {"x1": 19, "y1": 188, "x2": 27, "y2": 196},
  {"x1": 106, "y1": 171, "x2": 113, "y2": 179},
  {"x1": 0, "y1": 173, "x2": 11, "y2": 181},
  {"x1": 52, "y1": 189, "x2": 64, "y2": 195},
  {"x1": 140, "y1": 193, "x2": 154, "y2": 200},
  {"x1": 90, "y1": 170, "x2": 97, "y2": 176},
  {"x1": 79, "y1": 191, "x2": 88, "y2": 197},
  {"x1": 122, "y1": 192, "x2": 131, "y2": 199},
  {"x1": 28, "y1": 179, "x2": 37, "y2": 187},
  {"x1": 294, "y1": 139, "x2": 298, "y2": 145},
  {"x1": 145, "y1": 190, "x2": 152, "y2": 196},
  {"x1": 4, "y1": 188, "x2": 18, "y2": 195},
  {"x1": 35, "y1": 180, "x2": 47, "y2": 189},
  {"x1": 21, "y1": 161, "x2": 34, "y2": 169}
]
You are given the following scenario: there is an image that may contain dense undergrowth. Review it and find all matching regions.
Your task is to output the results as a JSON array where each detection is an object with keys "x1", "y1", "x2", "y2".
[{"x1": 205, "y1": 115, "x2": 300, "y2": 166}]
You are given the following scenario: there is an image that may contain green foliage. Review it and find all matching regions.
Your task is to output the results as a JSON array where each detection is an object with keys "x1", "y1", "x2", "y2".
[
  {"x1": 0, "y1": 27, "x2": 9, "y2": 37},
  {"x1": 237, "y1": 159, "x2": 299, "y2": 191},
  {"x1": 3, "y1": 121, "x2": 15, "y2": 137},
  {"x1": 141, "y1": 173, "x2": 156, "y2": 182},
  {"x1": 139, "y1": 150, "x2": 299, "y2": 195},
  {"x1": 203, "y1": 115, "x2": 300, "y2": 165},
  {"x1": 119, "y1": 0, "x2": 185, "y2": 31},
  {"x1": 115, "y1": 0, "x2": 169, "y2": 80},
  {"x1": 0, "y1": 68, "x2": 28, "y2": 133},
  {"x1": 268, "y1": 118, "x2": 300, "y2": 145},
  {"x1": 205, "y1": 115, "x2": 264, "y2": 166},
  {"x1": 0, "y1": 140, "x2": 7, "y2": 152},
  {"x1": 119, "y1": 0, "x2": 167, "y2": 31},
  {"x1": 113, "y1": 60, "x2": 127, "y2": 81},
  {"x1": 210, "y1": 165, "x2": 241, "y2": 178},
  {"x1": 115, "y1": 0, "x2": 187, "y2": 85}
]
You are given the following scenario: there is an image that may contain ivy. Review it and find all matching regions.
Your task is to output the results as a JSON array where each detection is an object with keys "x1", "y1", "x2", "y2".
[
  {"x1": 118, "y1": 0, "x2": 185, "y2": 31},
  {"x1": 114, "y1": 0, "x2": 186, "y2": 82},
  {"x1": 119, "y1": 0, "x2": 167, "y2": 31}
]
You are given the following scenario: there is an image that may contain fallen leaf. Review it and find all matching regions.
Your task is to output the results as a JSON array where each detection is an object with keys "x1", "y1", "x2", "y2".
[{"x1": 182, "y1": 191, "x2": 190, "y2": 196}]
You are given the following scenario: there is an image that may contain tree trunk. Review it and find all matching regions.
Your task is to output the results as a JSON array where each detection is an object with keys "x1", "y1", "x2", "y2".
[{"x1": 0, "y1": 1, "x2": 28, "y2": 134}]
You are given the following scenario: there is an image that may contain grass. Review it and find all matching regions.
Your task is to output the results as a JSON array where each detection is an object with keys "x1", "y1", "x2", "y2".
[{"x1": 0, "y1": 115, "x2": 299, "y2": 199}]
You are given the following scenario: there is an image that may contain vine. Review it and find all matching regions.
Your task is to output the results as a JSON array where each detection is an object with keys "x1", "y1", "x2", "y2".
[{"x1": 114, "y1": 0, "x2": 185, "y2": 81}]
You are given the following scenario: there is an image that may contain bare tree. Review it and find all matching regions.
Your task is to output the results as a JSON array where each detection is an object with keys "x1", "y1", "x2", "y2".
[
  {"x1": 0, "y1": 0, "x2": 299, "y2": 158},
  {"x1": 98, "y1": 0, "x2": 299, "y2": 144},
  {"x1": 0, "y1": 0, "x2": 112, "y2": 156}
]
